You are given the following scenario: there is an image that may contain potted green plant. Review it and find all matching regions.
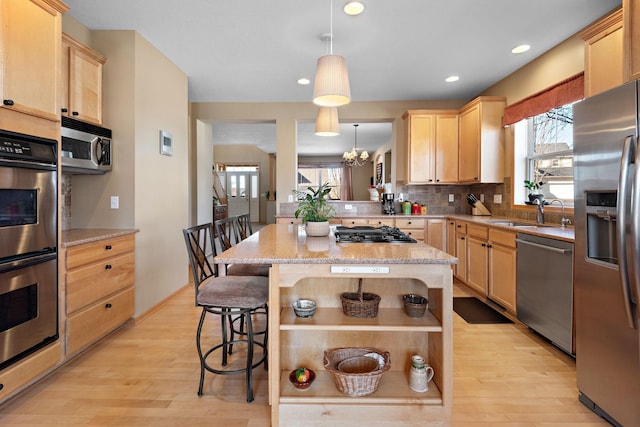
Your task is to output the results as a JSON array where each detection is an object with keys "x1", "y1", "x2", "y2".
[
  {"x1": 293, "y1": 182, "x2": 335, "y2": 237},
  {"x1": 524, "y1": 173, "x2": 546, "y2": 203}
]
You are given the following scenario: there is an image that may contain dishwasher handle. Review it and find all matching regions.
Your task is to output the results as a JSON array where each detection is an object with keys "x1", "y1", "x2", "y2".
[{"x1": 515, "y1": 238, "x2": 572, "y2": 255}]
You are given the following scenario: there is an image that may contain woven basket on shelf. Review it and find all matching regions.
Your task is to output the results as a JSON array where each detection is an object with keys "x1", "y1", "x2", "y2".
[
  {"x1": 340, "y1": 278, "x2": 381, "y2": 318},
  {"x1": 323, "y1": 347, "x2": 391, "y2": 397}
]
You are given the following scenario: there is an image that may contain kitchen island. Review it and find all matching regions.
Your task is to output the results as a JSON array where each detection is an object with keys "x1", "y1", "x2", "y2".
[{"x1": 215, "y1": 224, "x2": 456, "y2": 426}]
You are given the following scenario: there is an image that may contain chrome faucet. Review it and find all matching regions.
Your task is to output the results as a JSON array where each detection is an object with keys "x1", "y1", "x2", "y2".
[
  {"x1": 549, "y1": 199, "x2": 570, "y2": 227},
  {"x1": 533, "y1": 198, "x2": 545, "y2": 225}
]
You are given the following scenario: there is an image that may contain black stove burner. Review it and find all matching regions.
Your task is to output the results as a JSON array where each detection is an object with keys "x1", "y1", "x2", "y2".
[{"x1": 334, "y1": 225, "x2": 417, "y2": 243}]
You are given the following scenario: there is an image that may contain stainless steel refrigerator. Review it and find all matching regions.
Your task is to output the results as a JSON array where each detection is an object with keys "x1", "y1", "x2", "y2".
[{"x1": 573, "y1": 79, "x2": 640, "y2": 426}]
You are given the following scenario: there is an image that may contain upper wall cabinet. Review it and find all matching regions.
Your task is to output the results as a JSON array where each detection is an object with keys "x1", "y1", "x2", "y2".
[
  {"x1": 61, "y1": 33, "x2": 106, "y2": 126},
  {"x1": 458, "y1": 96, "x2": 506, "y2": 184},
  {"x1": 580, "y1": 8, "x2": 623, "y2": 97},
  {"x1": 0, "y1": 0, "x2": 68, "y2": 122},
  {"x1": 402, "y1": 110, "x2": 458, "y2": 184},
  {"x1": 623, "y1": 0, "x2": 640, "y2": 81}
]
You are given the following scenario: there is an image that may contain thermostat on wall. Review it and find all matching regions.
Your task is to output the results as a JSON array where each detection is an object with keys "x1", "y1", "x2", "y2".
[{"x1": 160, "y1": 130, "x2": 173, "y2": 156}]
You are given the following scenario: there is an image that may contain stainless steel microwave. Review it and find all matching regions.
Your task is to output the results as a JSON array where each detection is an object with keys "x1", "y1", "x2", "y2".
[{"x1": 61, "y1": 116, "x2": 112, "y2": 174}]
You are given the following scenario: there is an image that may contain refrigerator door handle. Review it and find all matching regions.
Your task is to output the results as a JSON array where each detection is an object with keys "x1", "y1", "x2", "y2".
[
  {"x1": 632, "y1": 135, "x2": 640, "y2": 310},
  {"x1": 617, "y1": 135, "x2": 636, "y2": 328}
]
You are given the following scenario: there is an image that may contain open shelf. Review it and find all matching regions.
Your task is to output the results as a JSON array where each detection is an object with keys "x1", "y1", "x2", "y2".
[
  {"x1": 279, "y1": 370, "x2": 443, "y2": 405},
  {"x1": 280, "y1": 307, "x2": 443, "y2": 332}
]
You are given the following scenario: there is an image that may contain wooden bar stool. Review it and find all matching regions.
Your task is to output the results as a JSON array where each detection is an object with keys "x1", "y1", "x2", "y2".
[{"x1": 183, "y1": 223, "x2": 268, "y2": 402}]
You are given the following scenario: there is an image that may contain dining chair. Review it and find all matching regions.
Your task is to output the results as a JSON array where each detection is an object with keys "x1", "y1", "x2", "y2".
[
  {"x1": 214, "y1": 217, "x2": 270, "y2": 277},
  {"x1": 182, "y1": 223, "x2": 268, "y2": 402}
]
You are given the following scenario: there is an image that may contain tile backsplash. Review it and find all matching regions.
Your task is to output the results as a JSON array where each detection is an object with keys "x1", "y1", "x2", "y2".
[
  {"x1": 280, "y1": 177, "x2": 573, "y2": 226},
  {"x1": 61, "y1": 174, "x2": 72, "y2": 230}
]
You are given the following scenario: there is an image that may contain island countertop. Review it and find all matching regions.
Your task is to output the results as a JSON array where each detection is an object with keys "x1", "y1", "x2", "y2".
[{"x1": 214, "y1": 224, "x2": 457, "y2": 265}]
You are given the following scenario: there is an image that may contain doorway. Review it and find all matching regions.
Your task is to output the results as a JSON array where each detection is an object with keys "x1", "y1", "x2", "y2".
[{"x1": 225, "y1": 166, "x2": 260, "y2": 222}]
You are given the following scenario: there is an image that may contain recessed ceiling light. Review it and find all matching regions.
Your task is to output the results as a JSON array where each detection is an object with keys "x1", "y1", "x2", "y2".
[
  {"x1": 511, "y1": 44, "x2": 530, "y2": 54},
  {"x1": 344, "y1": 1, "x2": 365, "y2": 16},
  {"x1": 297, "y1": 78, "x2": 311, "y2": 85},
  {"x1": 445, "y1": 75, "x2": 459, "y2": 83}
]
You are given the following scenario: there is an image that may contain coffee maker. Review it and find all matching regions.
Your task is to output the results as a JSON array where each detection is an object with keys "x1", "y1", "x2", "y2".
[{"x1": 381, "y1": 193, "x2": 395, "y2": 214}]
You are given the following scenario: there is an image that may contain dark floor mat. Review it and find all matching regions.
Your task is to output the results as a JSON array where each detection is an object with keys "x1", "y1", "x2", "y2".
[{"x1": 453, "y1": 297, "x2": 513, "y2": 324}]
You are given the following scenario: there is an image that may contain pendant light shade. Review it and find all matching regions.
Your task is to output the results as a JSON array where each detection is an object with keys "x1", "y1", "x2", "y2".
[
  {"x1": 315, "y1": 107, "x2": 340, "y2": 136},
  {"x1": 313, "y1": 54, "x2": 351, "y2": 107}
]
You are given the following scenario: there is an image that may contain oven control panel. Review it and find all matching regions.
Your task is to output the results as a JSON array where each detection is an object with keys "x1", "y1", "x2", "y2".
[{"x1": 0, "y1": 130, "x2": 56, "y2": 164}]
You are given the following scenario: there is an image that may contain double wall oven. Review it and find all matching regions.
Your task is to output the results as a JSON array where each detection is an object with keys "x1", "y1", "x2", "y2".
[{"x1": 0, "y1": 129, "x2": 58, "y2": 370}]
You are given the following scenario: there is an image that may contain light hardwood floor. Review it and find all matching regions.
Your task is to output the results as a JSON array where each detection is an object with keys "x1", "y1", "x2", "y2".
[{"x1": 0, "y1": 281, "x2": 608, "y2": 426}]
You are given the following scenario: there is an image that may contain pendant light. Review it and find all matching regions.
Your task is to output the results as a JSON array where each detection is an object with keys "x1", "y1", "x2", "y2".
[
  {"x1": 315, "y1": 107, "x2": 340, "y2": 136},
  {"x1": 313, "y1": 0, "x2": 351, "y2": 107},
  {"x1": 343, "y1": 124, "x2": 369, "y2": 167}
]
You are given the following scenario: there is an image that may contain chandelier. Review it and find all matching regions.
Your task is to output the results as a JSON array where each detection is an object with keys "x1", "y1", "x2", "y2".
[{"x1": 343, "y1": 124, "x2": 369, "y2": 167}]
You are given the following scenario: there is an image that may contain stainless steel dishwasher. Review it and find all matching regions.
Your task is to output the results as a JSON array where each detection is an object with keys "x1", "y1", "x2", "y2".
[{"x1": 516, "y1": 233, "x2": 574, "y2": 355}]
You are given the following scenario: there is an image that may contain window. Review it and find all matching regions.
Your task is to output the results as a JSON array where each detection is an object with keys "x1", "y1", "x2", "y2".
[
  {"x1": 514, "y1": 103, "x2": 575, "y2": 206},
  {"x1": 297, "y1": 164, "x2": 342, "y2": 200}
]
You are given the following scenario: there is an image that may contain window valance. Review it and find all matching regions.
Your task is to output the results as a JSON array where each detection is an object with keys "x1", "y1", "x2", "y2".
[{"x1": 503, "y1": 72, "x2": 584, "y2": 126}]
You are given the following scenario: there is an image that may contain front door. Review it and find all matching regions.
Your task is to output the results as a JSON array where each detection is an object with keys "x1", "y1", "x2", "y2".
[{"x1": 226, "y1": 170, "x2": 259, "y2": 222}]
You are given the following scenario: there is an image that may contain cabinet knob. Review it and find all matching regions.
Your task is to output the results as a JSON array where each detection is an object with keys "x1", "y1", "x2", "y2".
[
  {"x1": 0, "y1": 383, "x2": 3, "y2": 390},
  {"x1": 72, "y1": 111, "x2": 79, "y2": 116},
  {"x1": 487, "y1": 244, "x2": 492, "y2": 248},
  {"x1": 105, "y1": 245, "x2": 112, "y2": 250},
  {"x1": 481, "y1": 243, "x2": 486, "y2": 247},
  {"x1": 474, "y1": 177, "x2": 479, "y2": 180},
  {"x1": 457, "y1": 225, "x2": 461, "y2": 228},
  {"x1": 105, "y1": 303, "x2": 112, "y2": 309},
  {"x1": 3, "y1": 99, "x2": 14, "y2": 106},
  {"x1": 436, "y1": 179, "x2": 440, "y2": 182},
  {"x1": 461, "y1": 237, "x2": 465, "y2": 240},
  {"x1": 61, "y1": 108, "x2": 68, "y2": 113},
  {"x1": 105, "y1": 264, "x2": 112, "y2": 270}
]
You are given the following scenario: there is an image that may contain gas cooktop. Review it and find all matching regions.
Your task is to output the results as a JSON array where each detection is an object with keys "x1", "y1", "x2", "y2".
[{"x1": 334, "y1": 226, "x2": 417, "y2": 243}]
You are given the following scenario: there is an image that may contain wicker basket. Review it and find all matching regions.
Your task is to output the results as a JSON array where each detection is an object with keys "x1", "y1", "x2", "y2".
[
  {"x1": 323, "y1": 347, "x2": 391, "y2": 397},
  {"x1": 340, "y1": 278, "x2": 381, "y2": 318}
]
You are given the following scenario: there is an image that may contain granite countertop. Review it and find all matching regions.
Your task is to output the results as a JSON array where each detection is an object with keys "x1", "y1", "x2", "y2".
[
  {"x1": 449, "y1": 214, "x2": 575, "y2": 242},
  {"x1": 61, "y1": 228, "x2": 139, "y2": 247},
  {"x1": 214, "y1": 224, "x2": 457, "y2": 265}
]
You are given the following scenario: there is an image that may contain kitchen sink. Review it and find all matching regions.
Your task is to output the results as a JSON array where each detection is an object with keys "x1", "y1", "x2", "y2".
[{"x1": 487, "y1": 220, "x2": 538, "y2": 227}]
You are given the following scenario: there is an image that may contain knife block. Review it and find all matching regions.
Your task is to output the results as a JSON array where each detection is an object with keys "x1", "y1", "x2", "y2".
[{"x1": 472, "y1": 201, "x2": 491, "y2": 216}]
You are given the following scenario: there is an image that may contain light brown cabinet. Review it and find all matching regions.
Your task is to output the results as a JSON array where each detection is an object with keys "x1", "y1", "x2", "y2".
[
  {"x1": 426, "y1": 218, "x2": 447, "y2": 251},
  {"x1": 446, "y1": 220, "x2": 457, "y2": 276},
  {"x1": 0, "y1": 0, "x2": 67, "y2": 122},
  {"x1": 487, "y1": 229, "x2": 517, "y2": 313},
  {"x1": 65, "y1": 235, "x2": 135, "y2": 356},
  {"x1": 396, "y1": 218, "x2": 425, "y2": 241},
  {"x1": 458, "y1": 97, "x2": 506, "y2": 184},
  {"x1": 454, "y1": 222, "x2": 468, "y2": 283},
  {"x1": 581, "y1": 8, "x2": 623, "y2": 97},
  {"x1": 0, "y1": 341, "x2": 62, "y2": 403},
  {"x1": 623, "y1": 0, "x2": 640, "y2": 81},
  {"x1": 402, "y1": 110, "x2": 459, "y2": 184},
  {"x1": 61, "y1": 33, "x2": 106, "y2": 125},
  {"x1": 465, "y1": 224, "x2": 489, "y2": 296}
]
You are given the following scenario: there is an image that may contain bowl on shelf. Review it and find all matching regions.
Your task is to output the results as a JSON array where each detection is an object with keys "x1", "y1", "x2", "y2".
[
  {"x1": 402, "y1": 294, "x2": 428, "y2": 318},
  {"x1": 288, "y1": 368, "x2": 316, "y2": 390},
  {"x1": 292, "y1": 299, "x2": 317, "y2": 318}
]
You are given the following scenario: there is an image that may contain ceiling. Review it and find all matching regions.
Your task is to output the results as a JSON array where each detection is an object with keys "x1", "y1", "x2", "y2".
[{"x1": 64, "y1": 0, "x2": 621, "y2": 155}]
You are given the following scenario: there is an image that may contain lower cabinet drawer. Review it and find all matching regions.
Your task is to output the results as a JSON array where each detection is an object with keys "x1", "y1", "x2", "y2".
[
  {"x1": 368, "y1": 218, "x2": 394, "y2": 227},
  {"x1": 0, "y1": 342, "x2": 62, "y2": 403},
  {"x1": 401, "y1": 228, "x2": 424, "y2": 240},
  {"x1": 67, "y1": 287, "x2": 134, "y2": 355},
  {"x1": 66, "y1": 252, "x2": 135, "y2": 313},
  {"x1": 395, "y1": 218, "x2": 425, "y2": 229}
]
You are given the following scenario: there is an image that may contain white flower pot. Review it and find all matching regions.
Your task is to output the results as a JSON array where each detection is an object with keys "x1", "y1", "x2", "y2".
[{"x1": 305, "y1": 221, "x2": 330, "y2": 237}]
